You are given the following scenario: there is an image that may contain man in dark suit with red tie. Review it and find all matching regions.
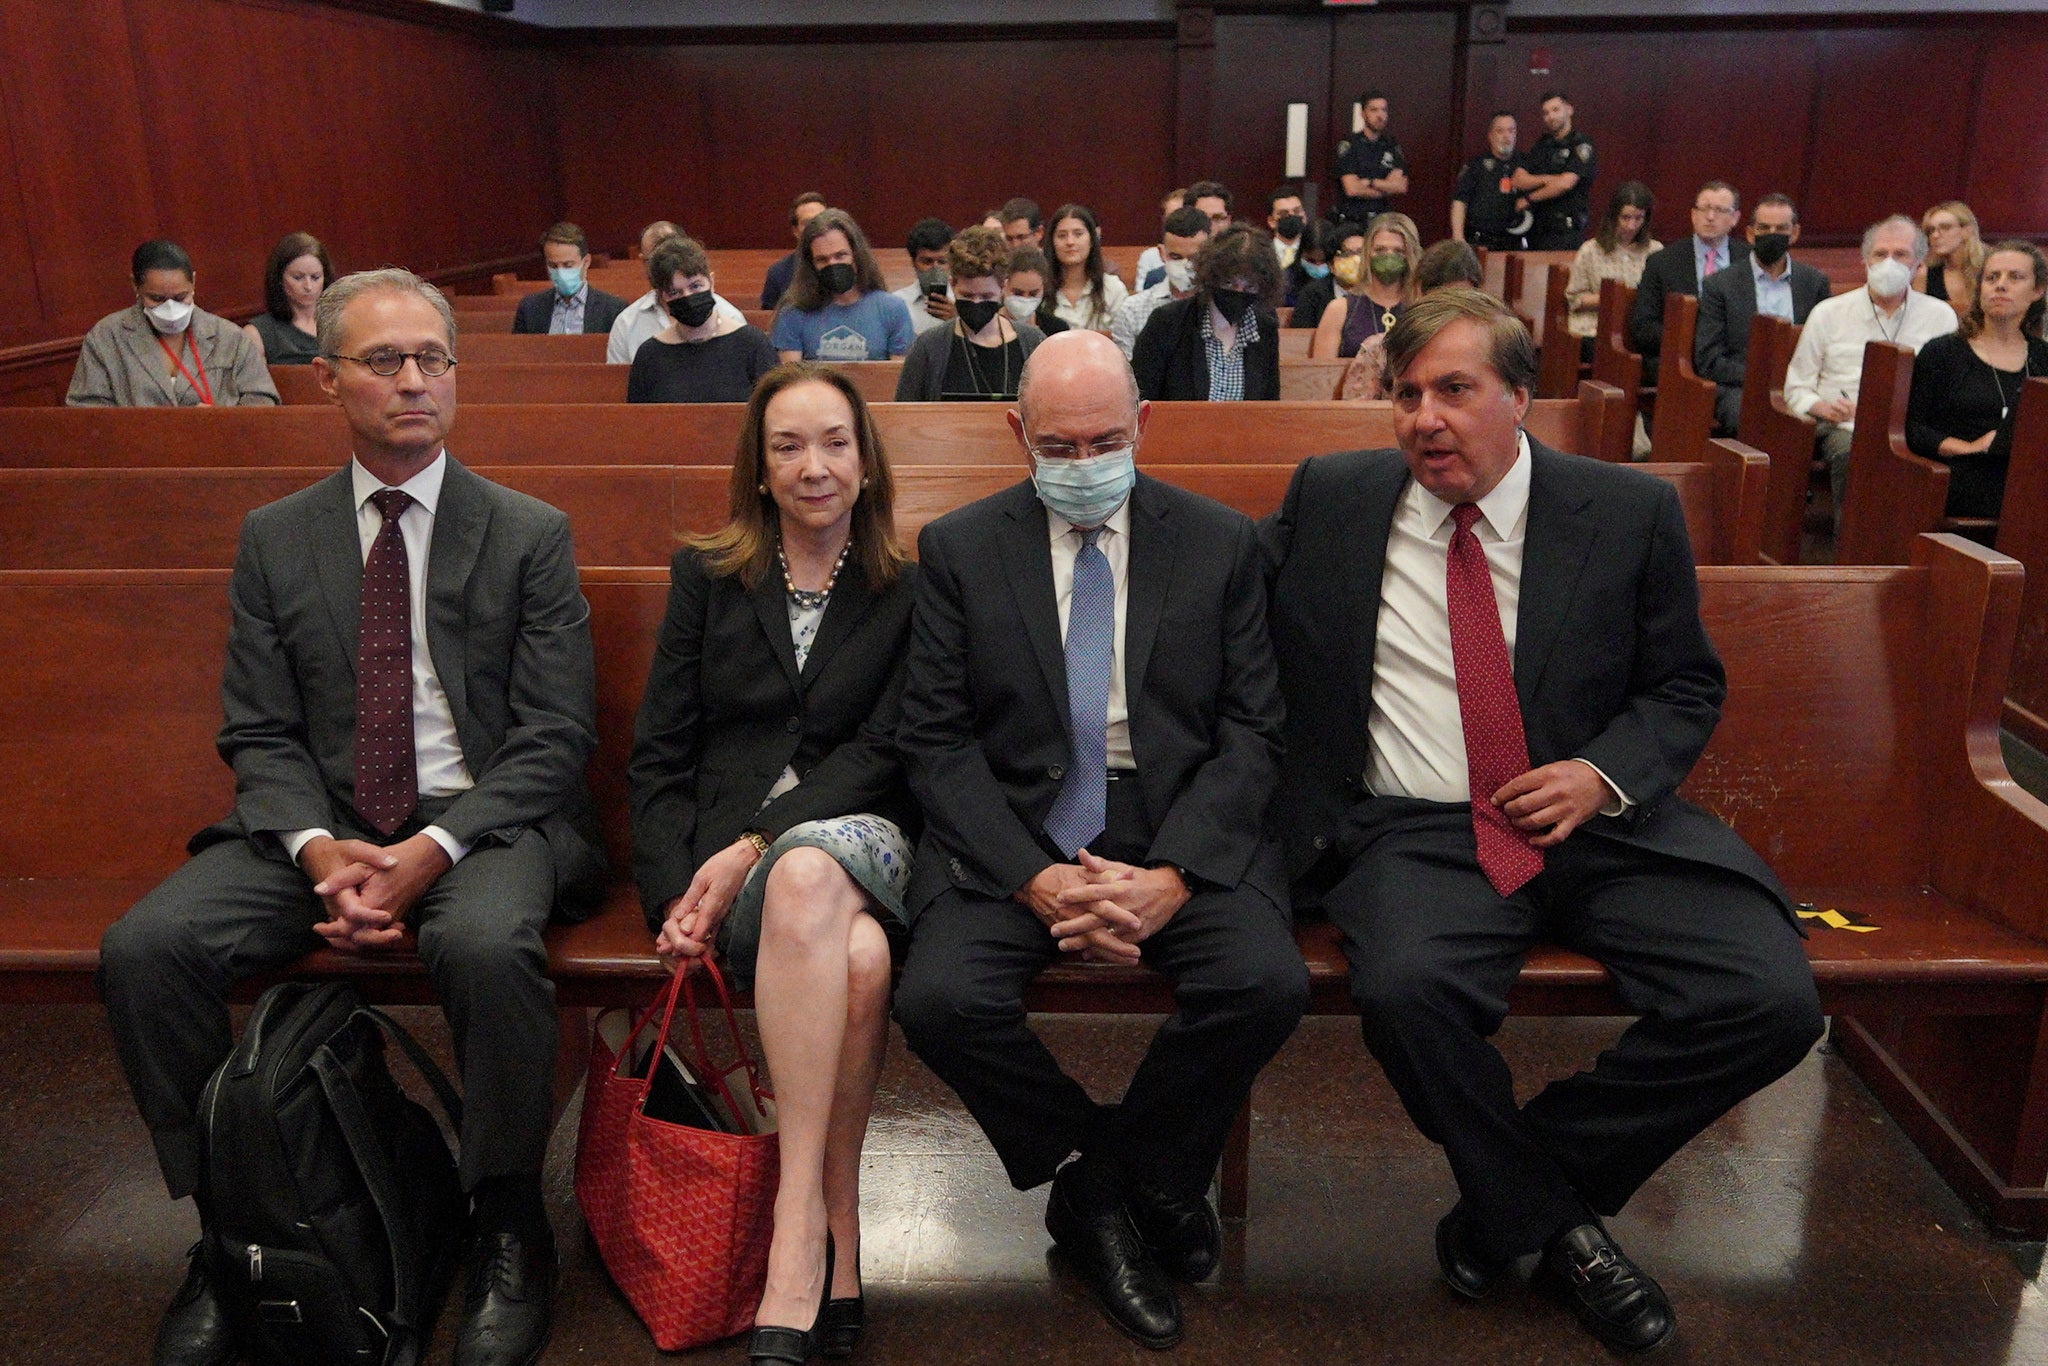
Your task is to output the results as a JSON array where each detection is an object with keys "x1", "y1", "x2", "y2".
[{"x1": 1261, "y1": 288, "x2": 1821, "y2": 1354}]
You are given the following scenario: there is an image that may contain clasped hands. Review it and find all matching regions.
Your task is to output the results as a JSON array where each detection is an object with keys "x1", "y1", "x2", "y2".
[
  {"x1": 654, "y1": 836, "x2": 763, "y2": 970},
  {"x1": 1015, "y1": 851, "x2": 1190, "y2": 964},
  {"x1": 301, "y1": 833, "x2": 452, "y2": 952}
]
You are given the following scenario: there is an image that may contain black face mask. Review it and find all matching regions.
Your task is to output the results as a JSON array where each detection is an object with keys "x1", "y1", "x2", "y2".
[
  {"x1": 1211, "y1": 288, "x2": 1257, "y2": 325},
  {"x1": 956, "y1": 299, "x2": 1002, "y2": 334},
  {"x1": 666, "y1": 291, "x2": 717, "y2": 328},
  {"x1": 1751, "y1": 233, "x2": 1791, "y2": 267},
  {"x1": 1275, "y1": 214, "x2": 1305, "y2": 241},
  {"x1": 816, "y1": 262, "x2": 859, "y2": 297}
]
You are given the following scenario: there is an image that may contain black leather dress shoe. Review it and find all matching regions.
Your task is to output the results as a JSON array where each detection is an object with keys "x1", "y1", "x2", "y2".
[
  {"x1": 1537, "y1": 1223, "x2": 1675, "y2": 1353},
  {"x1": 1044, "y1": 1160, "x2": 1182, "y2": 1350},
  {"x1": 153, "y1": 1242, "x2": 236, "y2": 1366},
  {"x1": 1434, "y1": 1203, "x2": 1506, "y2": 1301},
  {"x1": 452, "y1": 1222, "x2": 559, "y2": 1366},
  {"x1": 1126, "y1": 1183, "x2": 1222, "y2": 1282}
]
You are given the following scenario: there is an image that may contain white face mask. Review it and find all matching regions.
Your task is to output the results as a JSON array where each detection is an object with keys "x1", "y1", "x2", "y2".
[
  {"x1": 146, "y1": 298, "x2": 194, "y2": 334},
  {"x1": 1003, "y1": 295, "x2": 1039, "y2": 322},
  {"x1": 1866, "y1": 257, "x2": 1913, "y2": 299},
  {"x1": 1162, "y1": 259, "x2": 1196, "y2": 294}
]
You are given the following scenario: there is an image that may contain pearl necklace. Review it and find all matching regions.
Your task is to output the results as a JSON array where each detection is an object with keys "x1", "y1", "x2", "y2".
[{"x1": 780, "y1": 538, "x2": 851, "y2": 611}]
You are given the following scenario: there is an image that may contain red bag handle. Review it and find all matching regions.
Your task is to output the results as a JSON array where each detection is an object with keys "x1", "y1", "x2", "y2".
[{"x1": 628, "y1": 959, "x2": 771, "y2": 1123}]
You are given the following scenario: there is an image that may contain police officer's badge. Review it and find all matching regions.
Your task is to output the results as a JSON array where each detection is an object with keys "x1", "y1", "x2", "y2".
[
  {"x1": 1577, "y1": 143, "x2": 1592, "y2": 161},
  {"x1": 1337, "y1": 139, "x2": 1352, "y2": 158}
]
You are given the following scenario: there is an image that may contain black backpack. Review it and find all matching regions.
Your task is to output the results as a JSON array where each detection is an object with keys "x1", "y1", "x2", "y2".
[{"x1": 197, "y1": 981, "x2": 468, "y2": 1366}]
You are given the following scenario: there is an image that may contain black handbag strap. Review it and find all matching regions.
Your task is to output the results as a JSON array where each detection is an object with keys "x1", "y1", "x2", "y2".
[{"x1": 309, "y1": 1044, "x2": 426, "y2": 1331}]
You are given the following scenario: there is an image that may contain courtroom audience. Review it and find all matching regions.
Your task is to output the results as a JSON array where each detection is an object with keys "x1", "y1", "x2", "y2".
[
  {"x1": 1132, "y1": 224, "x2": 1282, "y2": 401},
  {"x1": 892, "y1": 217, "x2": 958, "y2": 336},
  {"x1": 1783, "y1": 214, "x2": 1957, "y2": 526},
  {"x1": 1046, "y1": 203, "x2": 1129, "y2": 332},
  {"x1": 895, "y1": 226, "x2": 1044, "y2": 401},
  {"x1": 1288, "y1": 220, "x2": 1351, "y2": 330},
  {"x1": 1904, "y1": 240, "x2": 2048, "y2": 524},
  {"x1": 244, "y1": 231, "x2": 331, "y2": 365},
  {"x1": 1002, "y1": 246, "x2": 1069, "y2": 337},
  {"x1": 1111, "y1": 205, "x2": 1212, "y2": 359},
  {"x1": 1311, "y1": 211, "x2": 1421, "y2": 360},
  {"x1": 1133, "y1": 187, "x2": 1188, "y2": 287},
  {"x1": 1000, "y1": 197, "x2": 1045, "y2": 252},
  {"x1": 626, "y1": 235, "x2": 778, "y2": 404},
  {"x1": 67, "y1": 238, "x2": 278, "y2": 406},
  {"x1": 1695, "y1": 193, "x2": 1832, "y2": 433},
  {"x1": 1565, "y1": 180, "x2": 1659, "y2": 347},
  {"x1": 1630, "y1": 181, "x2": 1745, "y2": 382},
  {"x1": 771, "y1": 209, "x2": 914, "y2": 362},
  {"x1": 1339, "y1": 238, "x2": 1486, "y2": 400},
  {"x1": 610, "y1": 219, "x2": 748, "y2": 364},
  {"x1": 762, "y1": 191, "x2": 829, "y2": 310},
  {"x1": 1919, "y1": 200, "x2": 1986, "y2": 320},
  {"x1": 513, "y1": 221, "x2": 627, "y2": 336}
]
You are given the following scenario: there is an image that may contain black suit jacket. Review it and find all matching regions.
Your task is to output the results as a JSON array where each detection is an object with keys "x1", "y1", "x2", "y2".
[
  {"x1": 1693, "y1": 257, "x2": 1832, "y2": 387},
  {"x1": 897, "y1": 475, "x2": 1286, "y2": 919},
  {"x1": 627, "y1": 548, "x2": 921, "y2": 926},
  {"x1": 1260, "y1": 440, "x2": 1787, "y2": 909},
  {"x1": 1630, "y1": 236, "x2": 1752, "y2": 356},
  {"x1": 1132, "y1": 296, "x2": 1281, "y2": 402},
  {"x1": 195, "y1": 458, "x2": 608, "y2": 915},
  {"x1": 512, "y1": 286, "x2": 629, "y2": 335}
]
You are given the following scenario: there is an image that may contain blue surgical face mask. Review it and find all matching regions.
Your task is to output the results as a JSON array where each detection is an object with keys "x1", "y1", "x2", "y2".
[
  {"x1": 549, "y1": 264, "x2": 584, "y2": 298},
  {"x1": 1301, "y1": 261, "x2": 1331, "y2": 280},
  {"x1": 1031, "y1": 447, "x2": 1137, "y2": 527}
]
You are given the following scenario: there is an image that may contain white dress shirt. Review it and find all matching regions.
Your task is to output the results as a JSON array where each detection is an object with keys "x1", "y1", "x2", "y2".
[
  {"x1": 606, "y1": 289, "x2": 747, "y2": 364},
  {"x1": 1366, "y1": 433, "x2": 1627, "y2": 813},
  {"x1": 1782, "y1": 286, "x2": 1957, "y2": 429},
  {"x1": 282, "y1": 452, "x2": 476, "y2": 866},
  {"x1": 1111, "y1": 280, "x2": 1175, "y2": 359},
  {"x1": 1047, "y1": 499, "x2": 1134, "y2": 770}
]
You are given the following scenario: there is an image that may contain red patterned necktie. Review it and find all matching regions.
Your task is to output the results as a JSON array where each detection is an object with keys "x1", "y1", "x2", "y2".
[
  {"x1": 1446, "y1": 502, "x2": 1544, "y2": 896},
  {"x1": 355, "y1": 488, "x2": 418, "y2": 834}
]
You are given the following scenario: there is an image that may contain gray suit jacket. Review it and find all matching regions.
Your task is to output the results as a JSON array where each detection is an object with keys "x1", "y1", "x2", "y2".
[
  {"x1": 66, "y1": 304, "x2": 279, "y2": 407},
  {"x1": 1694, "y1": 257, "x2": 1832, "y2": 388},
  {"x1": 193, "y1": 457, "x2": 608, "y2": 916}
]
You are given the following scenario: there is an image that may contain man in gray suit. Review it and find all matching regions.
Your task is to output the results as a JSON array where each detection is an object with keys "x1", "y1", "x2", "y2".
[
  {"x1": 1694, "y1": 193, "x2": 1833, "y2": 434},
  {"x1": 98, "y1": 268, "x2": 605, "y2": 1366}
]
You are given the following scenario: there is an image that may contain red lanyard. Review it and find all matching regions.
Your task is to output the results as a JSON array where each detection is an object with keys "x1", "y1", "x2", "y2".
[{"x1": 156, "y1": 329, "x2": 215, "y2": 406}]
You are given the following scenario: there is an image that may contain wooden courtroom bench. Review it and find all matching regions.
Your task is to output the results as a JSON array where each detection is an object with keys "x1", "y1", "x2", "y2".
[
  {"x1": 2000, "y1": 379, "x2": 2048, "y2": 754},
  {"x1": 1535, "y1": 263, "x2": 1584, "y2": 400},
  {"x1": 1741, "y1": 316, "x2": 1818, "y2": 565},
  {"x1": 1647, "y1": 292, "x2": 1717, "y2": 464},
  {"x1": 4, "y1": 533, "x2": 2046, "y2": 1229},
  {"x1": 1834, "y1": 341, "x2": 1999, "y2": 565},
  {"x1": 1591, "y1": 278, "x2": 1648, "y2": 432}
]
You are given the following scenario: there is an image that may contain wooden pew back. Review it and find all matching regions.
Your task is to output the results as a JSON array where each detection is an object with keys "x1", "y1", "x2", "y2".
[
  {"x1": 1836, "y1": 341, "x2": 1956, "y2": 565},
  {"x1": 1591, "y1": 279, "x2": 1644, "y2": 420},
  {"x1": 1737, "y1": 315, "x2": 1802, "y2": 448},
  {"x1": 1997, "y1": 379, "x2": 2048, "y2": 752},
  {"x1": 1649, "y1": 291, "x2": 1717, "y2": 463},
  {"x1": 1535, "y1": 264, "x2": 1581, "y2": 400}
]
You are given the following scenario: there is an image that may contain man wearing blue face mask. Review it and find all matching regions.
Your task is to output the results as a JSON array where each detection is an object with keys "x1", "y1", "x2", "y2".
[
  {"x1": 893, "y1": 330, "x2": 1307, "y2": 1352},
  {"x1": 511, "y1": 222, "x2": 627, "y2": 335}
]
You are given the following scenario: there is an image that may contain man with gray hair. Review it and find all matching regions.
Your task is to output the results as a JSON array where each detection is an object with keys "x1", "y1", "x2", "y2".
[
  {"x1": 893, "y1": 329, "x2": 1307, "y2": 1350},
  {"x1": 1783, "y1": 213, "x2": 1958, "y2": 528},
  {"x1": 100, "y1": 268, "x2": 605, "y2": 1366},
  {"x1": 1262, "y1": 288, "x2": 1821, "y2": 1355}
]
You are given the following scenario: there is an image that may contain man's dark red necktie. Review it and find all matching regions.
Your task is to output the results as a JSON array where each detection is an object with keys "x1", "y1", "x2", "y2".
[
  {"x1": 1447, "y1": 502, "x2": 1544, "y2": 896},
  {"x1": 354, "y1": 488, "x2": 418, "y2": 834}
]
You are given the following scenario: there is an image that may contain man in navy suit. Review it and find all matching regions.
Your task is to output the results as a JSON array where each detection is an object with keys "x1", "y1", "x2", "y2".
[
  {"x1": 511, "y1": 221, "x2": 627, "y2": 335},
  {"x1": 1694, "y1": 193, "x2": 1833, "y2": 433},
  {"x1": 1262, "y1": 288, "x2": 1820, "y2": 1354}
]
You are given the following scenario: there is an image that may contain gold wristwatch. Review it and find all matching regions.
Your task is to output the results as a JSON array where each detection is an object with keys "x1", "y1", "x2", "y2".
[{"x1": 742, "y1": 830, "x2": 772, "y2": 858}]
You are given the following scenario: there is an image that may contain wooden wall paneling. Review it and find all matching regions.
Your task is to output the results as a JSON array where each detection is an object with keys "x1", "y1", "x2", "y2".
[
  {"x1": 1205, "y1": 14, "x2": 1330, "y2": 223},
  {"x1": 0, "y1": 43, "x2": 49, "y2": 355},
  {"x1": 1964, "y1": 30, "x2": 2048, "y2": 237},
  {"x1": 1485, "y1": 32, "x2": 1664, "y2": 243},
  {"x1": 1327, "y1": 9, "x2": 1461, "y2": 244},
  {"x1": 0, "y1": 0, "x2": 160, "y2": 337},
  {"x1": 1173, "y1": 5, "x2": 1215, "y2": 189}
]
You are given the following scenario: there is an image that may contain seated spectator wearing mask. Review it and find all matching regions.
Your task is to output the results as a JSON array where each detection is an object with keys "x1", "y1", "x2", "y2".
[
  {"x1": 244, "y1": 231, "x2": 332, "y2": 365},
  {"x1": 627, "y1": 235, "x2": 780, "y2": 404},
  {"x1": 1048, "y1": 204, "x2": 1130, "y2": 333},
  {"x1": 1268, "y1": 184, "x2": 1308, "y2": 279},
  {"x1": 1132, "y1": 225, "x2": 1283, "y2": 402},
  {"x1": 68, "y1": 238, "x2": 278, "y2": 406},
  {"x1": 1134, "y1": 187, "x2": 1189, "y2": 288},
  {"x1": 1003, "y1": 247, "x2": 1069, "y2": 338},
  {"x1": 1904, "y1": 240, "x2": 2048, "y2": 525},
  {"x1": 1694, "y1": 193, "x2": 1831, "y2": 434},
  {"x1": 610, "y1": 220, "x2": 748, "y2": 364},
  {"x1": 896, "y1": 226, "x2": 1046, "y2": 402},
  {"x1": 1288, "y1": 221, "x2": 1350, "y2": 330},
  {"x1": 1111, "y1": 206, "x2": 1212, "y2": 359},
  {"x1": 1311, "y1": 212, "x2": 1421, "y2": 360},
  {"x1": 762, "y1": 192, "x2": 828, "y2": 310},
  {"x1": 771, "y1": 209, "x2": 915, "y2": 362},
  {"x1": 1340, "y1": 239, "x2": 1488, "y2": 400},
  {"x1": 892, "y1": 218, "x2": 958, "y2": 336},
  {"x1": 513, "y1": 221, "x2": 627, "y2": 335}
]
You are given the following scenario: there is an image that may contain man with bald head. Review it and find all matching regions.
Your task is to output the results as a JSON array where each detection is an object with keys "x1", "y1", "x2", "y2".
[{"x1": 895, "y1": 330, "x2": 1307, "y2": 1349}]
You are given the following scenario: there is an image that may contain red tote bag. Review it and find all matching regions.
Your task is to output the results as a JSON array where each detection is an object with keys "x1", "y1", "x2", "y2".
[{"x1": 575, "y1": 960, "x2": 779, "y2": 1350}]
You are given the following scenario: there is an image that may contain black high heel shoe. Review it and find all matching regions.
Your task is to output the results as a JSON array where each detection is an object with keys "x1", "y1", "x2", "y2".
[
  {"x1": 749, "y1": 1232, "x2": 835, "y2": 1366},
  {"x1": 819, "y1": 1242, "x2": 864, "y2": 1359}
]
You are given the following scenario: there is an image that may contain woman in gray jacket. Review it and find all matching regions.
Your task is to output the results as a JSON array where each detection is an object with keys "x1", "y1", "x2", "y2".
[
  {"x1": 67, "y1": 239, "x2": 279, "y2": 407},
  {"x1": 893, "y1": 225, "x2": 1044, "y2": 402}
]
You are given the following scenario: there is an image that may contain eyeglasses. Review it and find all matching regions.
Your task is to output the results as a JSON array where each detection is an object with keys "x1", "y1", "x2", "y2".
[
  {"x1": 1027, "y1": 438, "x2": 1135, "y2": 461},
  {"x1": 329, "y1": 350, "x2": 457, "y2": 377},
  {"x1": 1692, "y1": 203, "x2": 1739, "y2": 217}
]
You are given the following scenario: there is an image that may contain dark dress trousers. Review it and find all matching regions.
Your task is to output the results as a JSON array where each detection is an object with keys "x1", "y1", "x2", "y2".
[
  {"x1": 1695, "y1": 258, "x2": 1832, "y2": 433},
  {"x1": 512, "y1": 286, "x2": 629, "y2": 335},
  {"x1": 98, "y1": 460, "x2": 607, "y2": 1200},
  {"x1": 1629, "y1": 236, "x2": 1753, "y2": 383},
  {"x1": 1131, "y1": 296, "x2": 1281, "y2": 402},
  {"x1": 893, "y1": 476, "x2": 1308, "y2": 1200},
  {"x1": 627, "y1": 548, "x2": 921, "y2": 929},
  {"x1": 1261, "y1": 441, "x2": 1822, "y2": 1261}
]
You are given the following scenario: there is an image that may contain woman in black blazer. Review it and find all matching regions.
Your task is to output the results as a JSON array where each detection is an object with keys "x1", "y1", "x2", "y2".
[
  {"x1": 1131, "y1": 224, "x2": 1283, "y2": 401},
  {"x1": 628, "y1": 362, "x2": 917, "y2": 1365}
]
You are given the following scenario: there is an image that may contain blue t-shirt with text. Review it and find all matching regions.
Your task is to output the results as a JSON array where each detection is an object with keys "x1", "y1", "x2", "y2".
[{"x1": 770, "y1": 291, "x2": 914, "y2": 361}]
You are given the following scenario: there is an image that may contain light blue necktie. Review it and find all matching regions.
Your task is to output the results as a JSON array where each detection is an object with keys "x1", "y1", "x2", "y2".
[{"x1": 1044, "y1": 527, "x2": 1113, "y2": 858}]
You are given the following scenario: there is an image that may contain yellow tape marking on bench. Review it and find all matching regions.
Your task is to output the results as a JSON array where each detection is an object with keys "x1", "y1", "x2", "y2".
[{"x1": 1795, "y1": 907, "x2": 1880, "y2": 933}]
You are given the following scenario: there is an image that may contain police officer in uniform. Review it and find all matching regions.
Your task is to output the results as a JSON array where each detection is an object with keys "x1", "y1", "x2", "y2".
[
  {"x1": 1452, "y1": 111, "x2": 1529, "y2": 251},
  {"x1": 1333, "y1": 89, "x2": 1408, "y2": 225},
  {"x1": 1514, "y1": 91, "x2": 1596, "y2": 250}
]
